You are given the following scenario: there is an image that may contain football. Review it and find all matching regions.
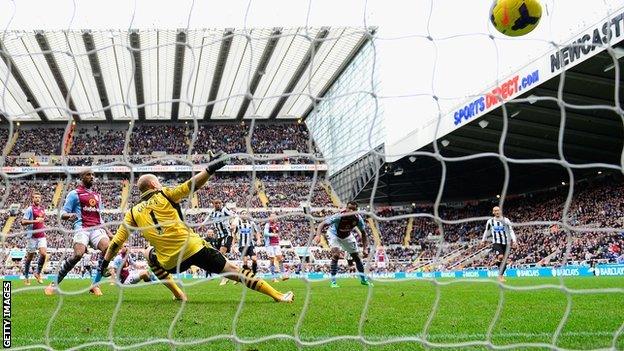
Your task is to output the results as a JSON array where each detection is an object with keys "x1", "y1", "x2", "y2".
[{"x1": 490, "y1": 0, "x2": 542, "y2": 37}]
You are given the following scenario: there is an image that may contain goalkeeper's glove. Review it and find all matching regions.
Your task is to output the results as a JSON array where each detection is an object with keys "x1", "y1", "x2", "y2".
[{"x1": 206, "y1": 151, "x2": 227, "y2": 175}]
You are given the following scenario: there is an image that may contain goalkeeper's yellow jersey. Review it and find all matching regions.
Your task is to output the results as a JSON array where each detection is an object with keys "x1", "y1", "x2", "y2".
[{"x1": 110, "y1": 180, "x2": 204, "y2": 270}]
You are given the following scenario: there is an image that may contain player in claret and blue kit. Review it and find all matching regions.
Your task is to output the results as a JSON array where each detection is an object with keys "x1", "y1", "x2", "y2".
[
  {"x1": 314, "y1": 201, "x2": 371, "y2": 288},
  {"x1": 45, "y1": 169, "x2": 110, "y2": 296},
  {"x1": 21, "y1": 191, "x2": 48, "y2": 285},
  {"x1": 264, "y1": 213, "x2": 288, "y2": 282}
]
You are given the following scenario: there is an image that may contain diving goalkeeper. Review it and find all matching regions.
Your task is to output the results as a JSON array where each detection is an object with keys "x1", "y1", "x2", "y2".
[{"x1": 96, "y1": 153, "x2": 293, "y2": 303}]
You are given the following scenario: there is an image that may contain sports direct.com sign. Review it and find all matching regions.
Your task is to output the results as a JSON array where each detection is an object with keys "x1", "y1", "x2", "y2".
[
  {"x1": 453, "y1": 70, "x2": 540, "y2": 126},
  {"x1": 452, "y1": 9, "x2": 624, "y2": 128}
]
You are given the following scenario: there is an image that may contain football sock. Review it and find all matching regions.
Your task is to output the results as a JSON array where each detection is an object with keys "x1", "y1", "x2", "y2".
[
  {"x1": 23, "y1": 257, "x2": 32, "y2": 279},
  {"x1": 146, "y1": 256, "x2": 185, "y2": 297},
  {"x1": 251, "y1": 260, "x2": 258, "y2": 274},
  {"x1": 499, "y1": 260, "x2": 508, "y2": 276},
  {"x1": 239, "y1": 268, "x2": 282, "y2": 301},
  {"x1": 269, "y1": 262, "x2": 276, "y2": 278},
  {"x1": 57, "y1": 255, "x2": 81, "y2": 285},
  {"x1": 36, "y1": 254, "x2": 46, "y2": 274},
  {"x1": 163, "y1": 276, "x2": 185, "y2": 298},
  {"x1": 92, "y1": 254, "x2": 104, "y2": 284},
  {"x1": 330, "y1": 258, "x2": 338, "y2": 283},
  {"x1": 351, "y1": 253, "x2": 367, "y2": 282}
]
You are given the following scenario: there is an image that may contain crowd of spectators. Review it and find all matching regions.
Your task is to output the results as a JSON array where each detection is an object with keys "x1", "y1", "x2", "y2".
[
  {"x1": 195, "y1": 175, "x2": 262, "y2": 208},
  {"x1": 1, "y1": 171, "x2": 622, "y2": 275},
  {"x1": 0, "y1": 179, "x2": 122, "y2": 210},
  {"x1": 3, "y1": 123, "x2": 318, "y2": 159},
  {"x1": 261, "y1": 174, "x2": 333, "y2": 207},
  {"x1": 9, "y1": 128, "x2": 64, "y2": 156},
  {"x1": 403, "y1": 177, "x2": 624, "y2": 269}
]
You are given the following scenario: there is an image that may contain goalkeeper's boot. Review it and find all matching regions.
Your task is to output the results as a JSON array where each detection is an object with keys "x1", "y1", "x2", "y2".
[
  {"x1": 33, "y1": 272, "x2": 44, "y2": 284},
  {"x1": 24, "y1": 278, "x2": 31, "y2": 286},
  {"x1": 219, "y1": 278, "x2": 229, "y2": 286},
  {"x1": 330, "y1": 281, "x2": 340, "y2": 288},
  {"x1": 44, "y1": 283, "x2": 56, "y2": 296},
  {"x1": 89, "y1": 286, "x2": 103, "y2": 296},
  {"x1": 497, "y1": 276, "x2": 506, "y2": 283},
  {"x1": 275, "y1": 291, "x2": 294, "y2": 303}
]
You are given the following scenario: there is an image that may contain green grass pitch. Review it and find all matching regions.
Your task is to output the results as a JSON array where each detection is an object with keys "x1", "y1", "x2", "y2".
[{"x1": 8, "y1": 277, "x2": 624, "y2": 350}]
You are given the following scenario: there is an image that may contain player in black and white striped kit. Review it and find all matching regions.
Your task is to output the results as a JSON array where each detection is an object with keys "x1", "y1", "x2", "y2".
[
  {"x1": 481, "y1": 206, "x2": 517, "y2": 282},
  {"x1": 232, "y1": 210, "x2": 262, "y2": 275},
  {"x1": 206, "y1": 199, "x2": 237, "y2": 285},
  {"x1": 208, "y1": 199, "x2": 237, "y2": 251}
]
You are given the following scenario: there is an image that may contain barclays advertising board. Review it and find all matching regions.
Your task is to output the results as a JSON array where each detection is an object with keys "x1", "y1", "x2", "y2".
[
  {"x1": 2, "y1": 265, "x2": 623, "y2": 281},
  {"x1": 402, "y1": 265, "x2": 610, "y2": 279}
]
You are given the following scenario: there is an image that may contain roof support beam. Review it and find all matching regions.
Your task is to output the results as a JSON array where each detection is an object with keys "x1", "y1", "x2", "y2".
[
  {"x1": 561, "y1": 70, "x2": 617, "y2": 86},
  {"x1": 204, "y1": 29, "x2": 234, "y2": 119},
  {"x1": 236, "y1": 28, "x2": 282, "y2": 120},
  {"x1": 517, "y1": 104, "x2": 621, "y2": 130},
  {"x1": 445, "y1": 134, "x2": 557, "y2": 159},
  {"x1": 459, "y1": 125, "x2": 617, "y2": 158},
  {"x1": 269, "y1": 27, "x2": 330, "y2": 119},
  {"x1": 302, "y1": 28, "x2": 375, "y2": 121},
  {"x1": 0, "y1": 39, "x2": 48, "y2": 121},
  {"x1": 488, "y1": 113, "x2": 620, "y2": 143},
  {"x1": 34, "y1": 31, "x2": 80, "y2": 122},
  {"x1": 82, "y1": 31, "x2": 113, "y2": 122},
  {"x1": 171, "y1": 30, "x2": 187, "y2": 121},
  {"x1": 443, "y1": 134, "x2": 618, "y2": 164},
  {"x1": 129, "y1": 30, "x2": 146, "y2": 121},
  {"x1": 531, "y1": 87, "x2": 616, "y2": 107}
]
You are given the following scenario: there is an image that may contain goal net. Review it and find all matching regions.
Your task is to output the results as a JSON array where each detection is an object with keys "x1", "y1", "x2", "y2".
[{"x1": 1, "y1": 0, "x2": 623, "y2": 350}]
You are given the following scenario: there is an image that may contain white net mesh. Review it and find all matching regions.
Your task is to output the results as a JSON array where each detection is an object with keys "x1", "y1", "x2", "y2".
[{"x1": 1, "y1": 0, "x2": 623, "y2": 350}]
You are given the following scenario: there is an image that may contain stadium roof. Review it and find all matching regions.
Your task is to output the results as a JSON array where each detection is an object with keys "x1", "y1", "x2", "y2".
[
  {"x1": 358, "y1": 43, "x2": 624, "y2": 204},
  {"x1": 0, "y1": 27, "x2": 370, "y2": 122}
]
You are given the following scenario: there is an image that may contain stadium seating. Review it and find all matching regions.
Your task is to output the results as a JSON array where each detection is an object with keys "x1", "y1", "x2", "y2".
[
  {"x1": 1, "y1": 122, "x2": 622, "y2": 276},
  {"x1": 5, "y1": 124, "x2": 317, "y2": 157}
]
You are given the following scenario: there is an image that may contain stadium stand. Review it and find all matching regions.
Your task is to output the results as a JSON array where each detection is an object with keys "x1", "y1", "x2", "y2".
[{"x1": 1, "y1": 174, "x2": 622, "y2": 275}]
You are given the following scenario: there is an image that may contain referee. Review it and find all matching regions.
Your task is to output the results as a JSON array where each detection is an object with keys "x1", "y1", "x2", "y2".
[{"x1": 481, "y1": 206, "x2": 517, "y2": 282}]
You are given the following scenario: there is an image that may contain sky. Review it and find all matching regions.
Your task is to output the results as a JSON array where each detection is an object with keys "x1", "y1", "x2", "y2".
[{"x1": 0, "y1": 0, "x2": 623, "y2": 161}]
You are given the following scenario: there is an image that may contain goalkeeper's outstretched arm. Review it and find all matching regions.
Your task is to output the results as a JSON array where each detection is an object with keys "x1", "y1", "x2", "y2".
[
  {"x1": 164, "y1": 152, "x2": 228, "y2": 203},
  {"x1": 189, "y1": 152, "x2": 227, "y2": 190}
]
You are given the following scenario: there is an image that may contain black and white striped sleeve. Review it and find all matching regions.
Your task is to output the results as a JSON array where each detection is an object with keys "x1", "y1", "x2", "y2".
[{"x1": 482, "y1": 219, "x2": 491, "y2": 242}]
